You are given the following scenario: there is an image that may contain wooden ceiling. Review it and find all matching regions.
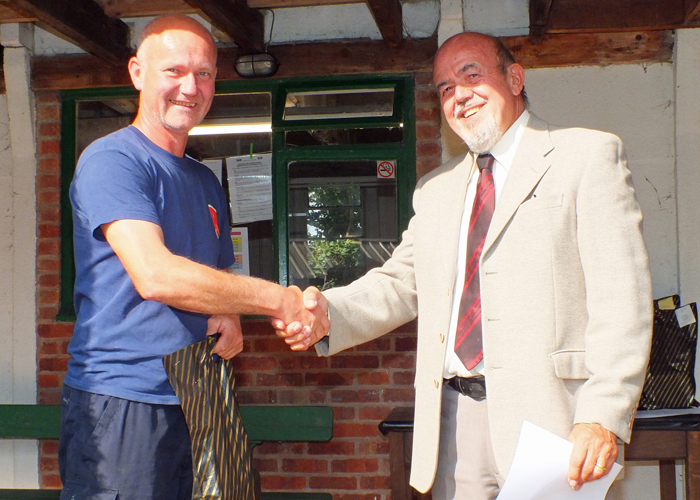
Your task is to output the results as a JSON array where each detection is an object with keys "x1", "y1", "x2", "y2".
[
  {"x1": 0, "y1": 0, "x2": 697, "y2": 65},
  {"x1": 0, "y1": 0, "x2": 690, "y2": 91}
]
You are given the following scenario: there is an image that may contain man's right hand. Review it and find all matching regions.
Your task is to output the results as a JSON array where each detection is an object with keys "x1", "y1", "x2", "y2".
[{"x1": 271, "y1": 287, "x2": 329, "y2": 351}]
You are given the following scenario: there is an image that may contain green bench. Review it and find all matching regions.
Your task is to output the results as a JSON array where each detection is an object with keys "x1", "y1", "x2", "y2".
[{"x1": 0, "y1": 404, "x2": 333, "y2": 500}]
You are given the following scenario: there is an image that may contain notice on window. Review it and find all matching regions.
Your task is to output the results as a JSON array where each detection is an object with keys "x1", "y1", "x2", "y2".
[
  {"x1": 202, "y1": 159, "x2": 224, "y2": 185},
  {"x1": 226, "y1": 154, "x2": 273, "y2": 224},
  {"x1": 229, "y1": 227, "x2": 250, "y2": 276}
]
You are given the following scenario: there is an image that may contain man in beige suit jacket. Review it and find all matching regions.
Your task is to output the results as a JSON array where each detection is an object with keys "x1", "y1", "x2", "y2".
[{"x1": 276, "y1": 32, "x2": 652, "y2": 500}]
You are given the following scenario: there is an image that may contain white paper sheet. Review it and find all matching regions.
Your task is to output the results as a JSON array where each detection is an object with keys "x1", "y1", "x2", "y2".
[
  {"x1": 496, "y1": 421, "x2": 621, "y2": 500},
  {"x1": 226, "y1": 154, "x2": 273, "y2": 224}
]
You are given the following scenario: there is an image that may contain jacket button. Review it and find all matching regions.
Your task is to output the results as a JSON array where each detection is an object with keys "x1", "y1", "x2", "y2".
[
  {"x1": 439, "y1": 333, "x2": 445, "y2": 343},
  {"x1": 434, "y1": 379, "x2": 439, "y2": 388}
]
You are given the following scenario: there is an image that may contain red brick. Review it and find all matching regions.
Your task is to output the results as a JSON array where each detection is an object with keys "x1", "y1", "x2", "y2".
[
  {"x1": 38, "y1": 239, "x2": 60, "y2": 256},
  {"x1": 38, "y1": 206, "x2": 60, "y2": 223},
  {"x1": 37, "y1": 173, "x2": 60, "y2": 189},
  {"x1": 37, "y1": 257, "x2": 60, "y2": 272},
  {"x1": 39, "y1": 122, "x2": 60, "y2": 137},
  {"x1": 256, "y1": 372, "x2": 303, "y2": 386},
  {"x1": 307, "y1": 441, "x2": 355, "y2": 455},
  {"x1": 393, "y1": 371, "x2": 416, "y2": 385},
  {"x1": 239, "y1": 320, "x2": 276, "y2": 336},
  {"x1": 334, "y1": 423, "x2": 380, "y2": 438},
  {"x1": 38, "y1": 289, "x2": 60, "y2": 305},
  {"x1": 417, "y1": 158, "x2": 443, "y2": 177},
  {"x1": 40, "y1": 474, "x2": 62, "y2": 489},
  {"x1": 282, "y1": 458, "x2": 328, "y2": 473},
  {"x1": 333, "y1": 406, "x2": 355, "y2": 420},
  {"x1": 416, "y1": 90, "x2": 439, "y2": 105},
  {"x1": 251, "y1": 337, "x2": 294, "y2": 353},
  {"x1": 309, "y1": 389, "x2": 328, "y2": 404},
  {"x1": 382, "y1": 388, "x2": 415, "y2": 402},
  {"x1": 38, "y1": 273, "x2": 60, "y2": 287},
  {"x1": 234, "y1": 372, "x2": 254, "y2": 386},
  {"x1": 37, "y1": 189, "x2": 60, "y2": 205},
  {"x1": 355, "y1": 338, "x2": 392, "y2": 352},
  {"x1": 417, "y1": 124, "x2": 440, "y2": 141},
  {"x1": 360, "y1": 475, "x2": 391, "y2": 489},
  {"x1": 38, "y1": 223, "x2": 60, "y2": 238},
  {"x1": 395, "y1": 336, "x2": 417, "y2": 351},
  {"x1": 38, "y1": 323, "x2": 74, "y2": 338},
  {"x1": 309, "y1": 476, "x2": 357, "y2": 490},
  {"x1": 358, "y1": 440, "x2": 390, "y2": 455},
  {"x1": 330, "y1": 389, "x2": 380, "y2": 404},
  {"x1": 236, "y1": 389, "x2": 277, "y2": 404},
  {"x1": 231, "y1": 355, "x2": 278, "y2": 371},
  {"x1": 39, "y1": 456, "x2": 58, "y2": 472},
  {"x1": 253, "y1": 458, "x2": 278, "y2": 472},
  {"x1": 417, "y1": 141, "x2": 442, "y2": 157},
  {"x1": 333, "y1": 495, "x2": 378, "y2": 500},
  {"x1": 359, "y1": 406, "x2": 392, "y2": 421},
  {"x1": 40, "y1": 140, "x2": 60, "y2": 156},
  {"x1": 381, "y1": 353, "x2": 415, "y2": 369},
  {"x1": 357, "y1": 371, "x2": 391, "y2": 385},
  {"x1": 415, "y1": 72, "x2": 435, "y2": 86},
  {"x1": 36, "y1": 91, "x2": 60, "y2": 104},
  {"x1": 304, "y1": 372, "x2": 353, "y2": 386},
  {"x1": 40, "y1": 440, "x2": 59, "y2": 455},
  {"x1": 39, "y1": 356, "x2": 69, "y2": 372},
  {"x1": 39, "y1": 390, "x2": 62, "y2": 405},
  {"x1": 331, "y1": 458, "x2": 378, "y2": 473},
  {"x1": 38, "y1": 306, "x2": 60, "y2": 321},
  {"x1": 330, "y1": 355, "x2": 379, "y2": 369},
  {"x1": 416, "y1": 106, "x2": 440, "y2": 122},
  {"x1": 39, "y1": 340, "x2": 59, "y2": 355},
  {"x1": 39, "y1": 373, "x2": 59, "y2": 388},
  {"x1": 260, "y1": 475, "x2": 307, "y2": 490},
  {"x1": 39, "y1": 157, "x2": 60, "y2": 172},
  {"x1": 253, "y1": 442, "x2": 283, "y2": 455},
  {"x1": 37, "y1": 105, "x2": 60, "y2": 121},
  {"x1": 278, "y1": 355, "x2": 329, "y2": 370}
]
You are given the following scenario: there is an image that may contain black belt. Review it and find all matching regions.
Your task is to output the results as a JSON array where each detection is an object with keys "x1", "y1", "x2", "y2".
[{"x1": 444, "y1": 375, "x2": 486, "y2": 400}]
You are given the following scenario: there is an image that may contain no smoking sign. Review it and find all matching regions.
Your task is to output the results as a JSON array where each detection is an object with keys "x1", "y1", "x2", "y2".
[{"x1": 377, "y1": 160, "x2": 396, "y2": 179}]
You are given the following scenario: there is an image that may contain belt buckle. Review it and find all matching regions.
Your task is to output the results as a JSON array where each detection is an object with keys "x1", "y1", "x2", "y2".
[{"x1": 455, "y1": 376, "x2": 486, "y2": 401}]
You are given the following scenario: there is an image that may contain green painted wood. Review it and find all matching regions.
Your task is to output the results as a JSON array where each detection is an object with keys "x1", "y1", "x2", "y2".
[{"x1": 0, "y1": 405, "x2": 333, "y2": 443}]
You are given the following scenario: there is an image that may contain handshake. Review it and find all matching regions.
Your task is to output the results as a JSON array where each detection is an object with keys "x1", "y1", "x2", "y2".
[{"x1": 270, "y1": 286, "x2": 331, "y2": 351}]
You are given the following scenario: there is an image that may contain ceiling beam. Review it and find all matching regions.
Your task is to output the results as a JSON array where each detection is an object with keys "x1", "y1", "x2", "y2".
[
  {"x1": 183, "y1": 0, "x2": 265, "y2": 53},
  {"x1": 685, "y1": 0, "x2": 700, "y2": 23},
  {"x1": 365, "y1": 0, "x2": 403, "y2": 47},
  {"x1": 1, "y1": 0, "x2": 131, "y2": 66},
  {"x1": 529, "y1": 0, "x2": 554, "y2": 44}
]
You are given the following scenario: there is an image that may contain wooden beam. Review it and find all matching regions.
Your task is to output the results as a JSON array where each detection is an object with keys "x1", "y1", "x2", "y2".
[
  {"x1": 93, "y1": 0, "x2": 197, "y2": 18},
  {"x1": 29, "y1": 31, "x2": 673, "y2": 91},
  {"x1": 685, "y1": 0, "x2": 700, "y2": 23},
  {"x1": 365, "y1": 0, "x2": 403, "y2": 47},
  {"x1": 505, "y1": 31, "x2": 673, "y2": 69},
  {"x1": 529, "y1": 0, "x2": 554, "y2": 44},
  {"x1": 547, "y1": 0, "x2": 687, "y2": 32},
  {"x1": 184, "y1": 0, "x2": 264, "y2": 53},
  {"x1": 2, "y1": 0, "x2": 131, "y2": 66},
  {"x1": 248, "y1": 0, "x2": 360, "y2": 7}
]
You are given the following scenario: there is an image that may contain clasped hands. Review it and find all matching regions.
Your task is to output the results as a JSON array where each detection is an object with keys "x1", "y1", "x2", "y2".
[{"x1": 270, "y1": 286, "x2": 329, "y2": 350}]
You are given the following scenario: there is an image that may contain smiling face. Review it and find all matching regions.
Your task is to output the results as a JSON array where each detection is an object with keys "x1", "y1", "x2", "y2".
[
  {"x1": 129, "y1": 16, "x2": 217, "y2": 155},
  {"x1": 433, "y1": 33, "x2": 525, "y2": 153}
]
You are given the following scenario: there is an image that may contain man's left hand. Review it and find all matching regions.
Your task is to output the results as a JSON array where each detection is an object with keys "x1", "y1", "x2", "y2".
[
  {"x1": 207, "y1": 314, "x2": 243, "y2": 359},
  {"x1": 567, "y1": 423, "x2": 618, "y2": 490}
]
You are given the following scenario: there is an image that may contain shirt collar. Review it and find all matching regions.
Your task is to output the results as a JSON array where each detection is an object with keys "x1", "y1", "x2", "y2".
[{"x1": 488, "y1": 109, "x2": 530, "y2": 173}]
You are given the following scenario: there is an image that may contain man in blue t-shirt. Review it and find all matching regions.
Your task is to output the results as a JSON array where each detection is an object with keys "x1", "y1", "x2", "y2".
[{"x1": 60, "y1": 15, "x2": 327, "y2": 500}]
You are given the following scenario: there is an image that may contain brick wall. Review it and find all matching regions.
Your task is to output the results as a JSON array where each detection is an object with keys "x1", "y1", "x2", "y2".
[{"x1": 33, "y1": 73, "x2": 442, "y2": 496}]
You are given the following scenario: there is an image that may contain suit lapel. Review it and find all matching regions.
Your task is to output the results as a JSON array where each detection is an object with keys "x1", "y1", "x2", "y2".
[
  {"x1": 438, "y1": 153, "x2": 474, "y2": 283},
  {"x1": 483, "y1": 114, "x2": 554, "y2": 257}
]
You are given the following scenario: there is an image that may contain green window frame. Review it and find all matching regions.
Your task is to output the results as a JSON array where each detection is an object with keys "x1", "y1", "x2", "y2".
[{"x1": 57, "y1": 75, "x2": 415, "y2": 320}]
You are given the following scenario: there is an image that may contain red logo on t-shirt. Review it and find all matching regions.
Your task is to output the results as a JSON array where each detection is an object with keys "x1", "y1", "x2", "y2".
[{"x1": 208, "y1": 205, "x2": 220, "y2": 238}]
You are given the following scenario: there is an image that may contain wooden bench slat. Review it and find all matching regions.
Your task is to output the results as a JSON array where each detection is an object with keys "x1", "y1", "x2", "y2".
[{"x1": 0, "y1": 405, "x2": 333, "y2": 443}]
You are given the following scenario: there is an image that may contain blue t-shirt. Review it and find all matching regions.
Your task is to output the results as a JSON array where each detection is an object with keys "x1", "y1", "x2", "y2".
[{"x1": 67, "y1": 126, "x2": 234, "y2": 405}]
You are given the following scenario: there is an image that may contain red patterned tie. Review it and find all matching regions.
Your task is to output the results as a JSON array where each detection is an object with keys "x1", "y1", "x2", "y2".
[{"x1": 454, "y1": 154, "x2": 495, "y2": 370}]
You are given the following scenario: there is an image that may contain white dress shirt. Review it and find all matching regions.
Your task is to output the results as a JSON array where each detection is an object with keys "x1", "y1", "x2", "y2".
[{"x1": 443, "y1": 110, "x2": 531, "y2": 378}]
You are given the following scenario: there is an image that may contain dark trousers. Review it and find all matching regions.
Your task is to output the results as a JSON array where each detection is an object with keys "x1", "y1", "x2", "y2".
[{"x1": 59, "y1": 385, "x2": 193, "y2": 500}]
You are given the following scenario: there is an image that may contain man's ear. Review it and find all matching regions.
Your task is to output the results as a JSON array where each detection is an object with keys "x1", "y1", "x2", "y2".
[
  {"x1": 508, "y1": 63, "x2": 525, "y2": 96},
  {"x1": 128, "y1": 56, "x2": 144, "y2": 91}
]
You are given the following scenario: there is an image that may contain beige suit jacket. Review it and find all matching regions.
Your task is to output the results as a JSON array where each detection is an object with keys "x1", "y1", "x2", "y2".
[{"x1": 318, "y1": 113, "x2": 653, "y2": 493}]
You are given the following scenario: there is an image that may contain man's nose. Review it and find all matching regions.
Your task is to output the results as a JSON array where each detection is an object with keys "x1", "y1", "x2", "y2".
[
  {"x1": 454, "y1": 85, "x2": 473, "y2": 104},
  {"x1": 180, "y1": 73, "x2": 198, "y2": 95}
]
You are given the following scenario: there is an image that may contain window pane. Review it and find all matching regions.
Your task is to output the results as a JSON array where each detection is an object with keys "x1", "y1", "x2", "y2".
[
  {"x1": 285, "y1": 127, "x2": 403, "y2": 146},
  {"x1": 284, "y1": 88, "x2": 394, "y2": 121},
  {"x1": 288, "y1": 160, "x2": 398, "y2": 291}
]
